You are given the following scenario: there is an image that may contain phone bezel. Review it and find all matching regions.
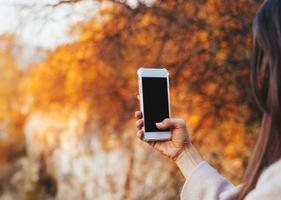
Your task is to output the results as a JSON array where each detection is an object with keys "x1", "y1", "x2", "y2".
[{"x1": 137, "y1": 67, "x2": 172, "y2": 141}]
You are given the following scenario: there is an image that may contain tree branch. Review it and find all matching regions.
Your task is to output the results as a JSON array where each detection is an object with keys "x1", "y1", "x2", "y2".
[{"x1": 45, "y1": 0, "x2": 82, "y2": 7}]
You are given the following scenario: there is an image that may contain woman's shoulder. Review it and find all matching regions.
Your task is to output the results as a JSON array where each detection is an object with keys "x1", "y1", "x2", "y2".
[
  {"x1": 245, "y1": 159, "x2": 281, "y2": 199},
  {"x1": 258, "y1": 159, "x2": 281, "y2": 184}
]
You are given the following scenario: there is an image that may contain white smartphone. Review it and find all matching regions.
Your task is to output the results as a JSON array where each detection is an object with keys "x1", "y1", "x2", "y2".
[{"x1": 137, "y1": 67, "x2": 172, "y2": 141}]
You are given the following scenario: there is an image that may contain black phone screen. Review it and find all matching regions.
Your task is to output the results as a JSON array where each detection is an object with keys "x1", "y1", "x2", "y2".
[{"x1": 142, "y1": 77, "x2": 170, "y2": 132}]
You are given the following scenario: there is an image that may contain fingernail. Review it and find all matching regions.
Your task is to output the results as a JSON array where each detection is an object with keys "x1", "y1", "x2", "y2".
[{"x1": 156, "y1": 122, "x2": 162, "y2": 126}]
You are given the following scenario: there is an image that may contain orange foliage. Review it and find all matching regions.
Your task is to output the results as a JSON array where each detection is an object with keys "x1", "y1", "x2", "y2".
[
  {"x1": 0, "y1": 34, "x2": 25, "y2": 162},
  {"x1": 22, "y1": 0, "x2": 263, "y2": 182}
]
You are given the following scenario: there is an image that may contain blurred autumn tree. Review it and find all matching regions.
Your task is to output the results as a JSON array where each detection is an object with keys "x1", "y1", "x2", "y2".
[
  {"x1": 0, "y1": 34, "x2": 25, "y2": 164},
  {"x1": 23, "y1": 0, "x2": 263, "y2": 184}
]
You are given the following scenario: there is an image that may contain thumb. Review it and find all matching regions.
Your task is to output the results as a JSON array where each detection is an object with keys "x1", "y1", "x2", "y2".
[{"x1": 156, "y1": 118, "x2": 185, "y2": 130}]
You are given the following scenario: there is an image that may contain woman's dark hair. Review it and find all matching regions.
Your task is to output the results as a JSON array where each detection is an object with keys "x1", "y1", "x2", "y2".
[{"x1": 238, "y1": 0, "x2": 281, "y2": 198}]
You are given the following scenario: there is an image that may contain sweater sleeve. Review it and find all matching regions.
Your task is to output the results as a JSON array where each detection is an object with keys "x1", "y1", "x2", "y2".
[{"x1": 180, "y1": 161, "x2": 238, "y2": 200}]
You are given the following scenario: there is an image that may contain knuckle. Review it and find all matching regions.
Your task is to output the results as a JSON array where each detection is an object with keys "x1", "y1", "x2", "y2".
[
  {"x1": 175, "y1": 118, "x2": 185, "y2": 127},
  {"x1": 179, "y1": 119, "x2": 185, "y2": 126}
]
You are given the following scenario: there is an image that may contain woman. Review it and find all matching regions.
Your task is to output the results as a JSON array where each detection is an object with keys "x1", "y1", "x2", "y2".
[{"x1": 135, "y1": 0, "x2": 281, "y2": 199}]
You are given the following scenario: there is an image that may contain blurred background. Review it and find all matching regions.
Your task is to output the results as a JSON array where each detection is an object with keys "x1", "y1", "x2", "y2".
[{"x1": 0, "y1": 0, "x2": 263, "y2": 199}]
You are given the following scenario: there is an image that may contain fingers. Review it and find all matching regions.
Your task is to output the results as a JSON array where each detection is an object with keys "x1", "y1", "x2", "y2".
[
  {"x1": 136, "y1": 119, "x2": 143, "y2": 129},
  {"x1": 135, "y1": 111, "x2": 144, "y2": 139},
  {"x1": 135, "y1": 111, "x2": 142, "y2": 119},
  {"x1": 136, "y1": 130, "x2": 144, "y2": 140},
  {"x1": 156, "y1": 118, "x2": 185, "y2": 130}
]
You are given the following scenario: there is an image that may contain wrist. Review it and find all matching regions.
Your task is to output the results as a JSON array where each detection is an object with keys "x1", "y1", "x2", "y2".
[{"x1": 175, "y1": 143, "x2": 204, "y2": 179}]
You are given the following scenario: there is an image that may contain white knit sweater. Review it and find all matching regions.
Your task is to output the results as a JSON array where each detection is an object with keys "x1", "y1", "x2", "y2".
[{"x1": 180, "y1": 159, "x2": 281, "y2": 200}]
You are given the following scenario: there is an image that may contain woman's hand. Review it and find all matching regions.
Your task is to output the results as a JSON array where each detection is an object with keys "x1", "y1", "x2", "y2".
[{"x1": 134, "y1": 111, "x2": 190, "y2": 161}]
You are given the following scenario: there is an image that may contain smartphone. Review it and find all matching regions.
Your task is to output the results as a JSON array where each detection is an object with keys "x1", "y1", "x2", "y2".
[{"x1": 137, "y1": 68, "x2": 172, "y2": 141}]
